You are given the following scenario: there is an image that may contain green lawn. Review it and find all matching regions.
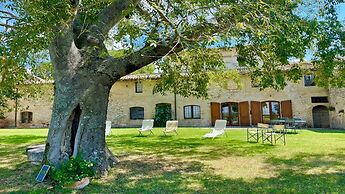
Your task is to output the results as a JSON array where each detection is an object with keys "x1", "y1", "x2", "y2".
[{"x1": 1, "y1": 128, "x2": 345, "y2": 193}]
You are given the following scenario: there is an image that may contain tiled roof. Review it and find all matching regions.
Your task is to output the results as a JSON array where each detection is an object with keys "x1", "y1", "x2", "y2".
[
  {"x1": 24, "y1": 74, "x2": 54, "y2": 84},
  {"x1": 120, "y1": 74, "x2": 161, "y2": 80},
  {"x1": 25, "y1": 74, "x2": 161, "y2": 84}
]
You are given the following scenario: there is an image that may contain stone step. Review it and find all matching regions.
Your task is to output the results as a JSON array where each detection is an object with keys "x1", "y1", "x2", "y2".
[{"x1": 27, "y1": 144, "x2": 45, "y2": 165}]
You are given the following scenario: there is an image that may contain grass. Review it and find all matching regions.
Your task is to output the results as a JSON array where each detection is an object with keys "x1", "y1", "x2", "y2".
[{"x1": 1, "y1": 128, "x2": 345, "y2": 193}]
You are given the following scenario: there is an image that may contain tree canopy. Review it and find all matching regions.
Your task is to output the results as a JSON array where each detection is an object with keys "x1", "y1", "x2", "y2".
[
  {"x1": 1, "y1": 0, "x2": 345, "y2": 174},
  {"x1": 0, "y1": 0, "x2": 344, "y2": 106}
]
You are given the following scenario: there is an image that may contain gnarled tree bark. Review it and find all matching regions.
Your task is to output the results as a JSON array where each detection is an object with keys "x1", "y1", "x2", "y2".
[
  {"x1": 45, "y1": 27, "x2": 121, "y2": 174},
  {"x1": 44, "y1": 0, "x2": 179, "y2": 174}
]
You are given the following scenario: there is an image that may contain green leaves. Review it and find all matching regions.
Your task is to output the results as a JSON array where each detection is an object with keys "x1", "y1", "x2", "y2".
[
  {"x1": 1, "y1": 0, "x2": 345, "y2": 102},
  {"x1": 154, "y1": 103, "x2": 172, "y2": 127},
  {"x1": 49, "y1": 155, "x2": 95, "y2": 187},
  {"x1": 0, "y1": 54, "x2": 26, "y2": 118},
  {"x1": 309, "y1": 0, "x2": 345, "y2": 88},
  {"x1": 153, "y1": 49, "x2": 229, "y2": 99}
]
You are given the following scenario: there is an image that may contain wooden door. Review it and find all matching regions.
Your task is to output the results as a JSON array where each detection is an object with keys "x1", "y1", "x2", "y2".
[
  {"x1": 281, "y1": 100, "x2": 293, "y2": 118},
  {"x1": 251, "y1": 101, "x2": 262, "y2": 125},
  {"x1": 239, "y1": 101, "x2": 250, "y2": 126},
  {"x1": 210, "y1": 102, "x2": 221, "y2": 126},
  {"x1": 312, "y1": 106, "x2": 330, "y2": 128}
]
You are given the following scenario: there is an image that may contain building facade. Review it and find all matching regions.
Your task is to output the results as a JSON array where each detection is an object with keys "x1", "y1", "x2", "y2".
[
  {"x1": 3, "y1": 73, "x2": 344, "y2": 129},
  {"x1": 3, "y1": 52, "x2": 345, "y2": 129}
]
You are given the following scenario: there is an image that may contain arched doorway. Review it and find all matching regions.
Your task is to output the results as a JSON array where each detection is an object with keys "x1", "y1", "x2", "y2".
[{"x1": 312, "y1": 105, "x2": 330, "y2": 128}]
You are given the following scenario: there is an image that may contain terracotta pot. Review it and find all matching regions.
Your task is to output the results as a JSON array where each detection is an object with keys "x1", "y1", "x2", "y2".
[{"x1": 65, "y1": 177, "x2": 90, "y2": 190}]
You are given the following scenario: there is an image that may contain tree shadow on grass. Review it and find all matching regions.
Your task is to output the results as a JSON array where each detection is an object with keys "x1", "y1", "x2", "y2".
[
  {"x1": 2, "y1": 131, "x2": 345, "y2": 193},
  {"x1": 83, "y1": 153, "x2": 345, "y2": 193},
  {"x1": 0, "y1": 135, "x2": 46, "y2": 145},
  {"x1": 0, "y1": 162, "x2": 52, "y2": 193},
  {"x1": 0, "y1": 135, "x2": 46, "y2": 161},
  {"x1": 0, "y1": 135, "x2": 49, "y2": 193},
  {"x1": 107, "y1": 136, "x2": 274, "y2": 161},
  {"x1": 267, "y1": 151, "x2": 345, "y2": 174},
  {"x1": 3, "y1": 152, "x2": 345, "y2": 193},
  {"x1": 307, "y1": 129, "x2": 345, "y2": 134}
]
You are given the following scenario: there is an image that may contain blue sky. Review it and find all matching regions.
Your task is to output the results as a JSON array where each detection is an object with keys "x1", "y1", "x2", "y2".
[
  {"x1": 1, "y1": 2, "x2": 345, "y2": 28},
  {"x1": 1, "y1": 2, "x2": 345, "y2": 31},
  {"x1": 303, "y1": 3, "x2": 345, "y2": 61},
  {"x1": 337, "y1": 3, "x2": 345, "y2": 21},
  {"x1": 1, "y1": 2, "x2": 345, "y2": 55}
]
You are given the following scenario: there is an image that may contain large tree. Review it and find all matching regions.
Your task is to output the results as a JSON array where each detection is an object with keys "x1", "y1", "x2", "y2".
[{"x1": 0, "y1": 0, "x2": 344, "y2": 174}]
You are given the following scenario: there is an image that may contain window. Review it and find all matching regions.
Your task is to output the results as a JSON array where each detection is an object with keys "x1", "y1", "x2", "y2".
[
  {"x1": 262, "y1": 101, "x2": 280, "y2": 123},
  {"x1": 221, "y1": 102, "x2": 239, "y2": 126},
  {"x1": 21, "y1": 111, "x2": 33, "y2": 123},
  {"x1": 130, "y1": 107, "x2": 144, "y2": 120},
  {"x1": 304, "y1": 75, "x2": 315, "y2": 86},
  {"x1": 184, "y1": 105, "x2": 201, "y2": 119},
  {"x1": 311, "y1": 97, "x2": 328, "y2": 103},
  {"x1": 135, "y1": 81, "x2": 143, "y2": 93}
]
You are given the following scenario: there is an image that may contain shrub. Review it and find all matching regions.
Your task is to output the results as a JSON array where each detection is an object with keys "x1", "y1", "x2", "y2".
[
  {"x1": 49, "y1": 155, "x2": 95, "y2": 186},
  {"x1": 154, "y1": 103, "x2": 172, "y2": 127}
]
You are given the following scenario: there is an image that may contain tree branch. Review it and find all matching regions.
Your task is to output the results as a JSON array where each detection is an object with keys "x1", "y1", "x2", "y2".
[
  {"x1": 0, "y1": 16, "x2": 15, "y2": 21},
  {"x1": 0, "y1": 23, "x2": 16, "y2": 29},
  {"x1": 70, "y1": 0, "x2": 82, "y2": 15},
  {"x1": 70, "y1": 0, "x2": 81, "y2": 8},
  {"x1": 0, "y1": 10, "x2": 18, "y2": 19},
  {"x1": 122, "y1": 43, "x2": 182, "y2": 74},
  {"x1": 146, "y1": 0, "x2": 174, "y2": 27},
  {"x1": 98, "y1": 42, "x2": 182, "y2": 81},
  {"x1": 97, "y1": 0, "x2": 140, "y2": 36},
  {"x1": 144, "y1": 0, "x2": 184, "y2": 42}
]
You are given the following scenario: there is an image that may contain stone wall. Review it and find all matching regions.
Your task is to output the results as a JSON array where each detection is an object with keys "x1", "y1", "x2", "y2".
[
  {"x1": 107, "y1": 79, "x2": 210, "y2": 127},
  {"x1": 329, "y1": 88, "x2": 345, "y2": 129},
  {"x1": 207, "y1": 75, "x2": 330, "y2": 127},
  {"x1": 4, "y1": 84, "x2": 54, "y2": 128},
  {"x1": 3, "y1": 73, "x2": 344, "y2": 129},
  {"x1": 106, "y1": 75, "x2": 331, "y2": 127}
]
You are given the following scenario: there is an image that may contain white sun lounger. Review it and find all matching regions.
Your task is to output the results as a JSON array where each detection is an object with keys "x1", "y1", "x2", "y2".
[
  {"x1": 105, "y1": 121, "x2": 112, "y2": 136},
  {"x1": 203, "y1": 120, "x2": 227, "y2": 139},
  {"x1": 163, "y1": 120, "x2": 178, "y2": 135},
  {"x1": 138, "y1": 119, "x2": 154, "y2": 136}
]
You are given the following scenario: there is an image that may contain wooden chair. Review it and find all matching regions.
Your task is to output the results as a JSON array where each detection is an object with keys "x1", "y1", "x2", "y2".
[
  {"x1": 273, "y1": 124, "x2": 286, "y2": 145},
  {"x1": 260, "y1": 123, "x2": 274, "y2": 144},
  {"x1": 247, "y1": 123, "x2": 265, "y2": 142}
]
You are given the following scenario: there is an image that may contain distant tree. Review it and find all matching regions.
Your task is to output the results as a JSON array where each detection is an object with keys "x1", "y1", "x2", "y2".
[
  {"x1": 0, "y1": 56, "x2": 25, "y2": 119},
  {"x1": 0, "y1": 0, "x2": 343, "y2": 174}
]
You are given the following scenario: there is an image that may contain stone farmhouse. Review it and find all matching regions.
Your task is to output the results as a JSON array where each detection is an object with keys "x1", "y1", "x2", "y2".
[{"x1": 4, "y1": 51, "x2": 345, "y2": 129}]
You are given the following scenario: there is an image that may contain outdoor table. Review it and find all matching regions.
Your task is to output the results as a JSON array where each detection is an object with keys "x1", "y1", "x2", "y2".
[
  {"x1": 292, "y1": 120, "x2": 307, "y2": 128},
  {"x1": 270, "y1": 120, "x2": 286, "y2": 125}
]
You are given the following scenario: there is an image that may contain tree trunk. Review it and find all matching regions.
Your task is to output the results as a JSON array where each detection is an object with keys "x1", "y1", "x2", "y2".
[
  {"x1": 43, "y1": 14, "x2": 171, "y2": 174},
  {"x1": 45, "y1": 74, "x2": 119, "y2": 174},
  {"x1": 45, "y1": 30, "x2": 119, "y2": 175}
]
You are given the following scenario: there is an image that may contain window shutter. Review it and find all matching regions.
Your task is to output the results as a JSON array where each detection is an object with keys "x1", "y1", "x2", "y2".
[
  {"x1": 250, "y1": 101, "x2": 262, "y2": 125},
  {"x1": 281, "y1": 100, "x2": 293, "y2": 118},
  {"x1": 239, "y1": 101, "x2": 250, "y2": 126},
  {"x1": 210, "y1": 102, "x2": 221, "y2": 126}
]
